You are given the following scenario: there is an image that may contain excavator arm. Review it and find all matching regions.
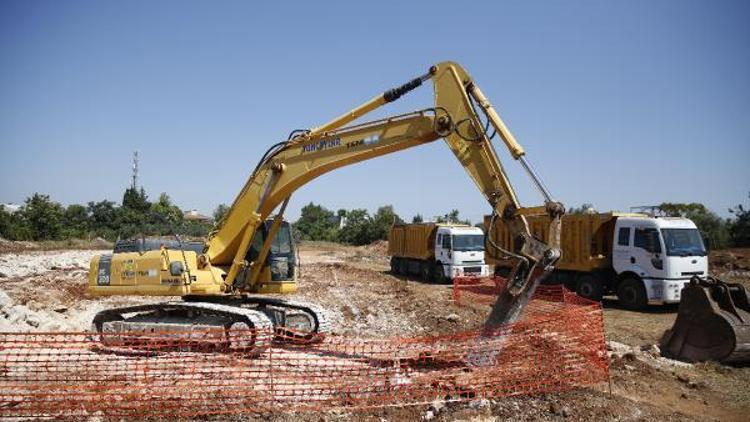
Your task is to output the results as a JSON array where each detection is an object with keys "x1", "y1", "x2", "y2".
[{"x1": 206, "y1": 61, "x2": 563, "y2": 328}]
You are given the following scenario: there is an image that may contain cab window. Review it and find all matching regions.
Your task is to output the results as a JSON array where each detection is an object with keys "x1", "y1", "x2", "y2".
[
  {"x1": 441, "y1": 233, "x2": 451, "y2": 249},
  {"x1": 618, "y1": 227, "x2": 630, "y2": 246},
  {"x1": 634, "y1": 228, "x2": 662, "y2": 254}
]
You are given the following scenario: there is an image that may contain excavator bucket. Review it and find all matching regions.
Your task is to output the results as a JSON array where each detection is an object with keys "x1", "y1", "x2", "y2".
[{"x1": 660, "y1": 276, "x2": 750, "y2": 364}]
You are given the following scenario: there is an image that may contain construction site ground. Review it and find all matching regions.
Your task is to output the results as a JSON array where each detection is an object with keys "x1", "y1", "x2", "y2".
[{"x1": 0, "y1": 239, "x2": 748, "y2": 421}]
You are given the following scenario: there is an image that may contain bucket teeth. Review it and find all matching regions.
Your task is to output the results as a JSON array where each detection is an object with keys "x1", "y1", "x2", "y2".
[{"x1": 660, "y1": 276, "x2": 750, "y2": 363}]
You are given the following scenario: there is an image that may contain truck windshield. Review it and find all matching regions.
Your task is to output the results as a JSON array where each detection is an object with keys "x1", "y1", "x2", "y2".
[
  {"x1": 452, "y1": 234, "x2": 484, "y2": 251},
  {"x1": 661, "y1": 229, "x2": 707, "y2": 257}
]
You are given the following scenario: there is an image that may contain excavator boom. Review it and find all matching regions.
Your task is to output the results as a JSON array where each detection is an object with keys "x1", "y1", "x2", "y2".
[
  {"x1": 88, "y1": 61, "x2": 563, "y2": 351},
  {"x1": 206, "y1": 61, "x2": 563, "y2": 328}
]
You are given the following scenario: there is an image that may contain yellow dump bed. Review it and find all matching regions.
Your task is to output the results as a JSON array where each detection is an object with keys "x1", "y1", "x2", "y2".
[
  {"x1": 388, "y1": 223, "x2": 439, "y2": 260},
  {"x1": 485, "y1": 213, "x2": 634, "y2": 272}
]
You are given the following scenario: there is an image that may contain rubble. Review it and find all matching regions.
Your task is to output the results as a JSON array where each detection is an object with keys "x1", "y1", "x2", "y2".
[{"x1": 0, "y1": 243, "x2": 747, "y2": 420}]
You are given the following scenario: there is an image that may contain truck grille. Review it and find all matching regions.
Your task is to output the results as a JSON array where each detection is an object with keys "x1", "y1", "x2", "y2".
[
  {"x1": 681, "y1": 271, "x2": 704, "y2": 276},
  {"x1": 464, "y1": 266, "x2": 482, "y2": 274}
]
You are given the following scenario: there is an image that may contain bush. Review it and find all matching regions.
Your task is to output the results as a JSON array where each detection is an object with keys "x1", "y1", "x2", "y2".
[{"x1": 729, "y1": 193, "x2": 750, "y2": 247}]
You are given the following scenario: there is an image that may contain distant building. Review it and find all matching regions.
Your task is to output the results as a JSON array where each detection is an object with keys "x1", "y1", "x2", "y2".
[
  {"x1": 183, "y1": 209, "x2": 212, "y2": 222},
  {"x1": 1, "y1": 203, "x2": 21, "y2": 214}
]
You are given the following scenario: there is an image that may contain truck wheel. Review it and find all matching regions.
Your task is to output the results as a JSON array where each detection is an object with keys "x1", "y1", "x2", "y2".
[
  {"x1": 433, "y1": 262, "x2": 445, "y2": 284},
  {"x1": 421, "y1": 262, "x2": 433, "y2": 282},
  {"x1": 617, "y1": 277, "x2": 647, "y2": 310},
  {"x1": 390, "y1": 258, "x2": 400, "y2": 275},
  {"x1": 398, "y1": 259, "x2": 409, "y2": 277},
  {"x1": 576, "y1": 274, "x2": 603, "y2": 302}
]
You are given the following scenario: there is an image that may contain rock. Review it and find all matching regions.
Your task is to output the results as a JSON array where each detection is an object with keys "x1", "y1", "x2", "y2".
[
  {"x1": 0, "y1": 271, "x2": 7, "y2": 278},
  {"x1": 469, "y1": 399, "x2": 490, "y2": 410},
  {"x1": 622, "y1": 352, "x2": 637, "y2": 361},
  {"x1": 676, "y1": 373, "x2": 690, "y2": 383},
  {"x1": 641, "y1": 344, "x2": 660, "y2": 356},
  {"x1": 54, "y1": 307, "x2": 68, "y2": 313},
  {"x1": 549, "y1": 403, "x2": 561, "y2": 415},
  {"x1": 680, "y1": 392, "x2": 688, "y2": 399},
  {"x1": 430, "y1": 399, "x2": 445, "y2": 414},
  {"x1": 561, "y1": 406, "x2": 571, "y2": 418},
  {"x1": 0, "y1": 290, "x2": 12, "y2": 308},
  {"x1": 624, "y1": 364, "x2": 635, "y2": 371},
  {"x1": 444, "y1": 313, "x2": 460, "y2": 322},
  {"x1": 423, "y1": 410, "x2": 435, "y2": 420}
]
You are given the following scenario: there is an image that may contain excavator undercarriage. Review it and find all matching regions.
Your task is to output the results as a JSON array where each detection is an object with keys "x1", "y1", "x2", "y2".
[{"x1": 92, "y1": 296, "x2": 332, "y2": 353}]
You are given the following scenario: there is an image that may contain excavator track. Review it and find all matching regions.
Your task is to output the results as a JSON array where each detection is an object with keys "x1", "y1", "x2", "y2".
[
  {"x1": 245, "y1": 296, "x2": 333, "y2": 342},
  {"x1": 185, "y1": 295, "x2": 333, "y2": 343},
  {"x1": 91, "y1": 302, "x2": 274, "y2": 354},
  {"x1": 91, "y1": 296, "x2": 332, "y2": 354}
]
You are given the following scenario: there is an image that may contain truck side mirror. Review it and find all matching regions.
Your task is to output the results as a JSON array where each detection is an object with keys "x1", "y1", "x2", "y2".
[{"x1": 169, "y1": 261, "x2": 185, "y2": 276}]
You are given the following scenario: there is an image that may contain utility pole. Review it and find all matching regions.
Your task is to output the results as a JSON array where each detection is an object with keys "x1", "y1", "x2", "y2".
[{"x1": 131, "y1": 150, "x2": 139, "y2": 190}]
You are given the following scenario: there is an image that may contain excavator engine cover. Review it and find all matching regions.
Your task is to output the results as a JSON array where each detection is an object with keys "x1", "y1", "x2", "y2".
[{"x1": 660, "y1": 276, "x2": 750, "y2": 363}]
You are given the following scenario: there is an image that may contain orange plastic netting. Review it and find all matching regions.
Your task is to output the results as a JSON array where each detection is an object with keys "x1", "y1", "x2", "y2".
[{"x1": 0, "y1": 281, "x2": 608, "y2": 418}]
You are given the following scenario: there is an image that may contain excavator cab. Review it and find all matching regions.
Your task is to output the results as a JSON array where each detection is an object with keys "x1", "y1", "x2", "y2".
[
  {"x1": 243, "y1": 219, "x2": 298, "y2": 292},
  {"x1": 661, "y1": 276, "x2": 750, "y2": 363}
]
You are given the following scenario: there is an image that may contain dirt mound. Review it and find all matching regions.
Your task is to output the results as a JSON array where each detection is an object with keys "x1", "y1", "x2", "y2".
[{"x1": 287, "y1": 260, "x2": 484, "y2": 337}]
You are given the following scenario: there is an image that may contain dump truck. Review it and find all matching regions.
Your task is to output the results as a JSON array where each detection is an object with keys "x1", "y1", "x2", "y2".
[
  {"x1": 485, "y1": 212, "x2": 708, "y2": 310},
  {"x1": 389, "y1": 223, "x2": 490, "y2": 283}
]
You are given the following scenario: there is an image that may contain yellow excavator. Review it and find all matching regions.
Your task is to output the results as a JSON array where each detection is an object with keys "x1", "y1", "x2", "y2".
[{"x1": 88, "y1": 61, "x2": 565, "y2": 351}]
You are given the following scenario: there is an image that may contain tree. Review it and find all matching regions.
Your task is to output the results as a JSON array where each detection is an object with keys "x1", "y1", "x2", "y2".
[
  {"x1": 62, "y1": 204, "x2": 90, "y2": 238},
  {"x1": 293, "y1": 203, "x2": 338, "y2": 241},
  {"x1": 213, "y1": 204, "x2": 230, "y2": 223},
  {"x1": 435, "y1": 209, "x2": 471, "y2": 225},
  {"x1": 568, "y1": 203, "x2": 596, "y2": 214},
  {"x1": 338, "y1": 208, "x2": 372, "y2": 245},
  {"x1": 658, "y1": 202, "x2": 730, "y2": 249},
  {"x1": 370, "y1": 205, "x2": 403, "y2": 241},
  {"x1": 87, "y1": 200, "x2": 119, "y2": 239},
  {"x1": 412, "y1": 213, "x2": 424, "y2": 223},
  {"x1": 122, "y1": 187, "x2": 150, "y2": 213},
  {"x1": 0, "y1": 205, "x2": 31, "y2": 240},
  {"x1": 729, "y1": 192, "x2": 750, "y2": 247},
  {"x1": 151, "y1": 193, "x2": 183, "y2": 232},
  {"x1": 19, "y1": 194, "x2": 65, "y2": 240}
]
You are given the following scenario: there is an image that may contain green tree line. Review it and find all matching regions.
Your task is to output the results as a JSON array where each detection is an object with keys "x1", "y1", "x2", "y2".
[
  {"x1": 0, "y1": 188, "x2": 219, "y2": 241},
  {"x1": 292, "y1": 203, "x2": 473, "y2": 246}
]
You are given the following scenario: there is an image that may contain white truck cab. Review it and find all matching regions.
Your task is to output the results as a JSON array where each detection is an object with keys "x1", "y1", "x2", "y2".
[
  {"x1": 434, "y1": 226, "x2": 490, "y2": 280},
  {"x1": 612, "y1": 216, "x2": 708, "y2": 307}
]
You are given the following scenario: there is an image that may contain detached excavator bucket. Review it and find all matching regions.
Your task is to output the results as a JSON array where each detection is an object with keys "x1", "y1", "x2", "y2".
[{"x1": 660, "y1": 276, "x2": 750, "y2": 364}]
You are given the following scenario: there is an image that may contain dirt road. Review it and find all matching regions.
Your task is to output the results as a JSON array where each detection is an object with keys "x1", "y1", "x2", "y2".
[{"x1": 0, "y1": 242, "x2": 748, "y2": 421}]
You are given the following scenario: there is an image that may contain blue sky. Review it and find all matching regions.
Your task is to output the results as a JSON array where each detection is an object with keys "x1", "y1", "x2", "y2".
[{"x1": 1, "y1": 1, "x2": 748, "y2": 224}]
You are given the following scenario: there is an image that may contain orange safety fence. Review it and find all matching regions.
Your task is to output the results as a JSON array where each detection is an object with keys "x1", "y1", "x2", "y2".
[{"x1": 0, "y1": 284, "x2": 608, "y2": 419}]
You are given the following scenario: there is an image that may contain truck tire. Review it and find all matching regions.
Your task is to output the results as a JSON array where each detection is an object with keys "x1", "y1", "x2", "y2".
[
  {"x1": 398, "y1": 259, "x2": 409, "y2": 277},
  {"x1": 617, "y1": 277, "x2": 647, "y2": 310},
  {"x1": 390, "y1": 257, "x2": 400, "y2": 275},
  {"x1": 421, "y1": 262, "x2": 433, "y2": 282},
  {"x1": 576, "y1": 274, "x2": 603, "y2": 302},
  {"x1": 433, "y1": 262, "x2": 445, "y2": 284}
]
